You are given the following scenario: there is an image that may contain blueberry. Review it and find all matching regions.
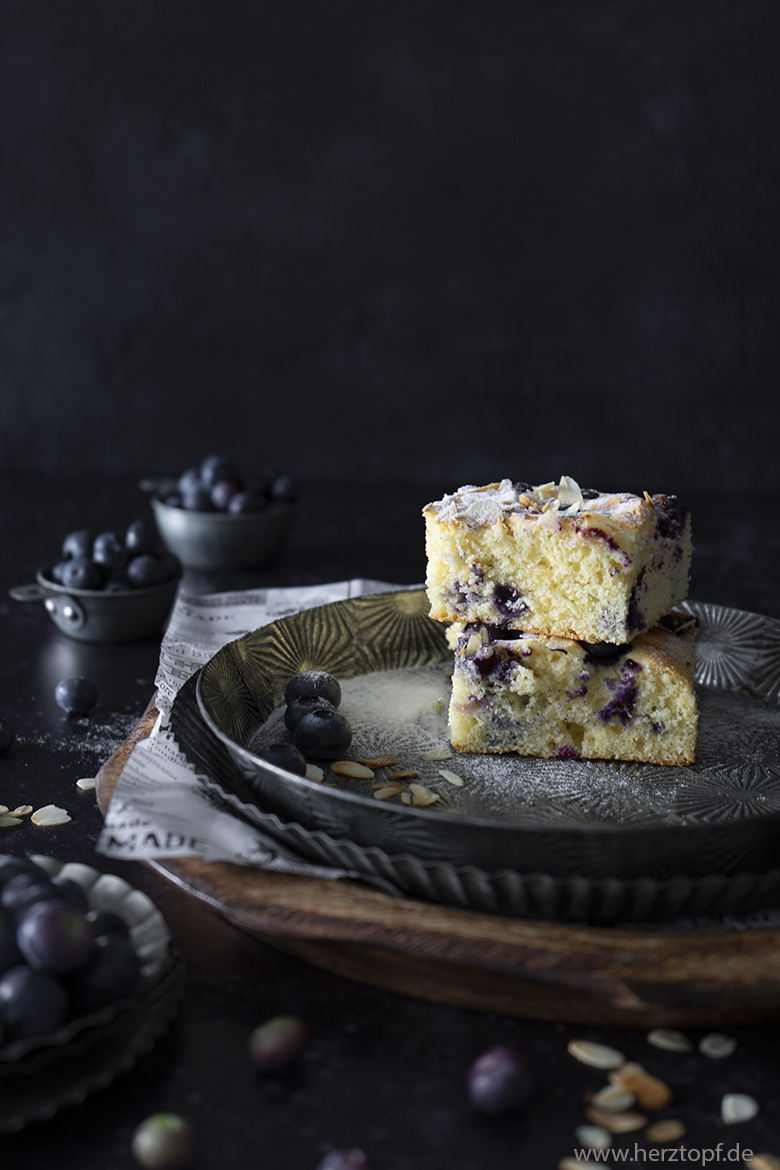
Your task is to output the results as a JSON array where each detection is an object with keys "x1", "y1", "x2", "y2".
[
  {"x1": 67, "y1": 933, "x2": 142, "y2": 1012},
  {"x1": 181, "y1": 484, "x2": 214, "y2": 512},
  {"x1": 93, "y1": 531, "x2": 129, "y2": 573},
  {"x1": 131, "y1": 1113, "x2": 194, "y2": 1170},
  {"x1": 284, "y1": 695, "x2": 335, "y2": 733},
  {"x1": 178, "y1": 467, "x2": 202, "y2": 495},
  {"x1": 293, "y1": 708, "x2": 352, "y2": 761},
  {"x1": 269, "y1": 473, "x2": 297, "y2": 503},
  {"x1": 316, "y1": 1151, "x2": 370, "y2": 1170},
  {"x1": 55, "y1": 676, "x2": 99, "y2": 717},
  {"x1": 284, "y1": 671, "x2": 342, "y2": 709},
  {"x1": 127, "y1": 554, "x2": 168, "y2": 589},
  {"x1": 256, "y1": 743, "x2": 308, "y2": 776},
  {"x1": 61, "y1": 556, "x2": 105, "y2": 591},
  {"x1": 62, "y1": 529, "x2": 92, "y2": 560},
  {"x1": 16, "y1": 900, "x2": 96, "y2": 975},
  {"x1": 248, "y1": 1014, "x2": 310, "y2": 1073},
  {"x1": 125, "y1": 519, "x2": 158, "y2": 557},
  {"x1": 50, "y1": 559, "x2": 69, "y2": 584},
  {"x1": 0, "y1": 715, "x2": 15, "y2": 756},
  {"x1": 466, "y1": 1045, "x2": 535, "y2": 1116},
  {"x1": 227, "y1": 489, "x2": 269, "y2": 514},
  {"x1": 85, "y1": 908, "x2": 131, "y2": 940},
  {"x1": 0, "y1": 963, "x2": 69, "y2": 1040},
  {"x1": 210, "y1": 478, "x2": 241, "y2": 510},
  {"x1": 163, "y1": 492, "x2": 184, "y2": 508},
  {"x1": 200, "y1": 454, "x2": 239, "y2": 489},
  {"x1": 0, "y1": 856, "x2": 48, "y2": 891}
]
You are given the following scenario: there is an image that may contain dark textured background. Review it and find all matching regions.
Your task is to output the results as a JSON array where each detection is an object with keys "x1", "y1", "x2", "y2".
[{"x1": 1, "y1": 0, "x2": 778, "y2": 495}]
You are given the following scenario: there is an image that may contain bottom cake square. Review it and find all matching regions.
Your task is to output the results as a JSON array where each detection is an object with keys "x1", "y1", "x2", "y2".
[{"x1": 448, "y1": 613, "x2": 698, "y2": 765}]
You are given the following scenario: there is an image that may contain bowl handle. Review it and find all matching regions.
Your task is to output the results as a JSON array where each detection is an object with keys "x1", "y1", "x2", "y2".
[
  {"x1": 9, "y1": 584, "x2": 86, "y2": 630},
  {"x1": 8, "y1": 583, "x2": 49, "y2": 602}
]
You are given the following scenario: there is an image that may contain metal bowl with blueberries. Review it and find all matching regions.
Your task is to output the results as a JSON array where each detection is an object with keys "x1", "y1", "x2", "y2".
[
  {"x1": 9, "y1": 520, "x2": 182, "y2": 643},
  {"x1": 142, "y1": 454, "x2": 297, "y2": 572}
]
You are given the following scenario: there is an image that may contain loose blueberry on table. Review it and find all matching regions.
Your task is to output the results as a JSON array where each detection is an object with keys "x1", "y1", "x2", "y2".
[
  {"x1": 466, "y1": 1045, "x2": 536, "y2": 1116},
  {"x1": 160, "y1": 453, "x2": 298, "y2": 514},
  {"x1": 248, "y1": 1013, "x2": 311, "y2": 1073},
  {"x1": 55, "y1": 676, "x2": 99, "y2": 717}
]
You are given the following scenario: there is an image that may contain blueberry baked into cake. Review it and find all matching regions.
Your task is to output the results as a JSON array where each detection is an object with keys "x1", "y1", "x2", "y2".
[
  {"x1": 423, "y1": 476, "x2": 698, "y2": 765},
  {"x1": 423, "y1": 476, "x2": 692, "y2": 645},
  {"x1": 448, "y1": 614, "x2": 698, "y2": 765}
]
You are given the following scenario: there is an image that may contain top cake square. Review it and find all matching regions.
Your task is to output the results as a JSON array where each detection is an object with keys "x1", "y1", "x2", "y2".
[{"x1": 423, "y1": 476, "x2": 692, "y2": 643}]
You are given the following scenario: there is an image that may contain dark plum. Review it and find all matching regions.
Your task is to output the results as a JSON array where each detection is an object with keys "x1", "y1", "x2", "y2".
[
  {"x1": 92, "y1": 531, "x2": 129, "y2": 573},
  {"x1": 127, "y1": 554, "x2": 168, "y2": 589},
  {"x1": 55, "y1": 676, "x2": 99, "y2": 717},
  {"x1": 0, "y1": 908, "x2": 22, "y2": 974},
  {"x1": 248, "y1": 1014, "x2": 310, "y2": 1072},
  {"x1": 466, "y1": 1045, "x2": 536, "y2": 1116},
  {"x1": 61, "y1": 556, "x2": 105, "y2": 591},
  {"x1": 131, "y1": 1113, "x2": 194, "y2": 1170},
  {"x1": 62, "y1": 529, "x2": 92, "y2": 560},
  {"x1": 0, "y1": 715, "x2": 15, "y2": 756},
  {"x1": 0, "y1": 963, "x2": 69, "y2": 1040},
  {"x1": 51, "y1": 875, "x2": 91, "y2": 914},
  {"x1": 284, "y1": 694, "x2": 335, "y2": 733},
  {"x1": 316, "y1": 1152, "x2": 370, "y2": 1170},
  {"x1": 85, "y1": 908, "x2": 131, "y2": 940},
  {"x1": 16, "y1": 900, "x2": 96, "y2": 975},
  {"x1": 0, "y1": 871, "x2": 60, "y2": 917},
  {"x1": 256, "y1": 743, "x2": 307, "y2": 776},
  {"x1": 293, "y1": 708, "x2": 352, "y2": 761},
  {"x1": 284, "y1": 670, "x2": 342, "y2": 709},
  {"x1": 67, "y1": 933, "x2": 142, "y2": 1012}
]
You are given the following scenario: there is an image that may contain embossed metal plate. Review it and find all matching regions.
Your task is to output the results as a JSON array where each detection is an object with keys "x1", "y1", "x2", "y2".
[{"x1": 194, "y1": 590, "x2": 780, "y2": 881}]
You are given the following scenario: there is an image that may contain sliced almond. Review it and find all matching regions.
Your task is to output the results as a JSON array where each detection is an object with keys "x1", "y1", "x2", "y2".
[
  {"x1": 400, "y1": 792, "x2": 412, "y2": 805},
  {"x1": 646, "y1": 1119, "x2": 686, "y2": 1143},
  {"x1": 408, "y1": 783, "x2": 440, "y2": 807},
  {"x1": 647, "y1": 1028, "x2": 692, "y2": 1053},
  {"x1": 699, "y1": 1032, "x2": 737, "y2": 1059},
  {"x1": 721, "y1": 1093, "x2": 759, "y2": 1124},
  {"x1": 356, "y1": 753, "x2": 396, "y2": 768},
  {"x1": 589, "y1": 1085, "x2": 636, "y2": 1112},
  {"x1": 305, "y1": 764, "x2": 324, "y2": 781},
  {"x1": 420, "y1": 748, "x2": 453, "y2": 761},
  {"x1": 438, "y1": 769, "x2": 464, "y2": 787},
  {"x1": 0, "y1": 805, "x2": 7, "y2": 816},
  {"x1": 585, "y1": 1106, "x2": 647, "y2": 1134},
  {"x1": 387, "y1": 770, "x2": 418, "y2": 782},
  {"x1": 31, "y1": 805, "x2": 72, "y2": 827},
  {"x1": 574, "y1": 1124, "x2": 611, "y2": 1151},
  {"x1": 76, "y1": 777, "x2": 97, "y2": 791},
  {"x1": 330, "y1": 761, "x2": 375, "y2": 780},
  {"x1": 745, "y1": 1156, "x2": 780, "y2": 1170},
  {"x1": 0, "y1": 814, "x2": 23, "y2": 829},
  {"x1": 373, "y1": 786, "x2": 404, "y2": 800},
  {"x1": 609, "y1": 1062, "x2": 673, "y2": 1110},
  {"x1": 567, "y1": 1039, "x2": 626, "y2": 1070},
  {"x1": 10, "y1": 805, "x2": 33, "y2": 817}
]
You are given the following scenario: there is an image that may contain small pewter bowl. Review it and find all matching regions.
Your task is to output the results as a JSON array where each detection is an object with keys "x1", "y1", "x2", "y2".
[
  {"x1": 149, "y1": 494, "x2": 295, "y2": 571},
  {"x1": 9, "y1": 566, "x2": 181, "y2": 643}
]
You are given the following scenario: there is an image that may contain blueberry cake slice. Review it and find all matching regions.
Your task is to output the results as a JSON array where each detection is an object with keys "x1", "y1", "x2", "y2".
[
  {"x1": 423, "y1": 477, "x2": 692, "y2": 644},
  {"x1": 448, "y1": 613, "x2": 698, "y2": 765}
]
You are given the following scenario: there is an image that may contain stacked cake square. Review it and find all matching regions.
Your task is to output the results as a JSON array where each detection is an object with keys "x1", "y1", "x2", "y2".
[{"x1": 423, "y1": 476, "x2": 698, "y2": 765}]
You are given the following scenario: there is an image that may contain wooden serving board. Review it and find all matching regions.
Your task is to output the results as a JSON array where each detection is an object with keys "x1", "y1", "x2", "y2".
[{"x1": 96, "y1": 699, "x2": 780, "y2": 1029}]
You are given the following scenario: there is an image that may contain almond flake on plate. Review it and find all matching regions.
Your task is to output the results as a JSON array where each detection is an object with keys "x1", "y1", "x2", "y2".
[
  {"x1": 0, "y1": 814, "x2": 23, "y2": 829},
  {"x1": 10, "y1": 805, "x2": 33, "y2": 817},
  {"x1": 721, "y1": 1093, "x2": 759, "y2": 1124},
  {"x1": 420, "y1": 748, "x2": 453, "y2": 761},
  {"x1": 373, "y1": 786, "x2": 405, "y2": 800},
  {"x1": 330, "y1": 761, "x2": 375, "y2": 780},
  {"x1": 305, "y1": 764, "x2": 324, "y2": 781},
  {"x1": 356, "y1": 753, "x2": 396, "y2": 768},
  {"x1": 699, "y1": 1032, "x2": 737, "y2": 1059},
  {"x1": 31, "y1": 805, "x2": 72, "y2": 827},
  {"x1": 438, "y1": 769, "x2": 464, "y2": 787}
]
